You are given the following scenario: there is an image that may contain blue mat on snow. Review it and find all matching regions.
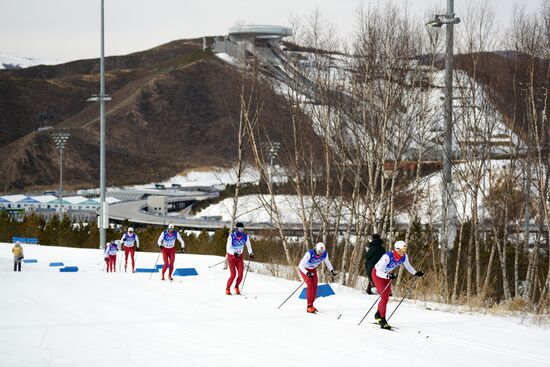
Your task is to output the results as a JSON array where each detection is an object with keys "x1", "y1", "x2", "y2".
[
  {"x1": 172, "y1": 268, "x2": 198, "y2": 276},
  {"x1": 156, "y1": 264, "x2": 164, "y2": 270},
  {"x1": 135, "y1": 268, "x2": 159, "y2": 273},
  {"x1": 23, "y1": 259, "x2": 38, "y2": 263},
  {"x1": 49, "y1": 262, "x2": 64, "y2": 267},
  {"x1": 299, "y1": 284, "x2": 335, "y2": 299},
  {"x1": 59, "y1": 266, "x2": 79, "y2": 272}
]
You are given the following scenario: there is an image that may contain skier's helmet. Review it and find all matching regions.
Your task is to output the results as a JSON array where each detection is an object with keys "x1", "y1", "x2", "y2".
[
  {"x1": 315, "y1": 242, "x2": 326, "y2": 255},
  {"x1": 128, "y1": 227, "x2": 134, "y2": 233},
  {"x1": 394, "y1": 240, "x2": 407, "y2": 251},
  {"x1": 168, "y1": 223, "x2": 175, "y2": 231}
]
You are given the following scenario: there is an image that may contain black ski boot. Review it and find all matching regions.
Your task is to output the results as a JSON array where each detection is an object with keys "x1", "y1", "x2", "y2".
[
  {"x1": 379, "y1": 317, "x2": 391, "y2": 330},
  {"x1": 374, "y1": 311, "x2": 382, "y2": 323}
]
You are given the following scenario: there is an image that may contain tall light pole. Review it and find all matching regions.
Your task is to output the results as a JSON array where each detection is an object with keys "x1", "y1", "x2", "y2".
[
  {"x1": 265, "y1": 141, "x2": 280, "y2": 225},
  {"x1": 88, "y1": 0, "x2": 111, "y2": 249},
  {"x1": 426, "y1": 1, "x2": 460, "y2": 269},
  {"x1": 51, "y1": 131, "x2": 70, "y2": 214}
]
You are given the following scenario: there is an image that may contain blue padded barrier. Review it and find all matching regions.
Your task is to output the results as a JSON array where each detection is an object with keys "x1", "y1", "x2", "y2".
[
  {"x1": 59, "y1": 266, "x2": 79, "y2": 272},
  {"x1": 172, "y1": 268, "x2": 198, "y2": 276},
  {"x1": 299, "y1": 284, "x2": 335, "y2": 299},
  {"x1": 23, "y1": 259, "x2": 37, "y2": 263},
  {"x1": 49, "y1": 262, "x2": 64, "y2": 267}
]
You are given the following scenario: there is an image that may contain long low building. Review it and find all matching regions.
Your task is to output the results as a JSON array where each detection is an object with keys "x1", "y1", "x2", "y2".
[{"x1": 0, "y1": 194, "x2": 120, "y2": 212}]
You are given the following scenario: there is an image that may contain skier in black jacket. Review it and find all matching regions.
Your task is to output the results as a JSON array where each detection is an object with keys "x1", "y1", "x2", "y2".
[{"x1": 364, "y1": 234, "x2": 385, "y2": 294}]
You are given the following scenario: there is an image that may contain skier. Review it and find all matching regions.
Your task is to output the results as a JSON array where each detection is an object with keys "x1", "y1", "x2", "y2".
[
  {"x1": 372, "y1": 240, "x2": 424, "y2": 329},
  {"x1": 121, "y1": 227, "x2": 140, "y2": 273},
  {"x1": 103, "y1": 240, "x2": 119, "y2": 273},
  {"x1": 157, "y1": 223, "x2": 185, "y2": 281},
  {"x1": 298, "y1": 242, "x2": 337, "y2": 313},
  {"x1": 364, "y1": 234, "x2": 385, "y2": 295},
  {"x1": 12, "y1": 241, "x2": 24, "y2": 272},
  {"x1": 225, "y1": 222, "x2": 254, "y2": 295}
]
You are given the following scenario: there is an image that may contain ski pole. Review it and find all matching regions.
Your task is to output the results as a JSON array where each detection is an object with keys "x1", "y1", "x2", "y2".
[
  {"x1": 240, "y1": 259, "x2": 251, "y2": 293},
  {"x1": 277, "y1": 281, "x2": 306, "y2": 309},
  {"x1": 118, "y1": 247, "x2": 122, "y2": 272},
  {"x1": 357, "y1": 280, "x2": 392, "y2": 326},
  {"x1": 208, "y1": 258, "x2": 227, "y2": 268},
  {"x1": 149, "y1": 250, "x2": 161, "y2": 280},
  {"x1": 387, "y1": 277, "x2": 420, "y2": 322}
]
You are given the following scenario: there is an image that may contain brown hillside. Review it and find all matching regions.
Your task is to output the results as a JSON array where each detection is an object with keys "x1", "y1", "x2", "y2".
[
  {"x1": 0, "y1": 39, "x2": 322, "y2": 192},
  {"x1": 453, "y1": 52, "x2": 550, "y2": 144}
]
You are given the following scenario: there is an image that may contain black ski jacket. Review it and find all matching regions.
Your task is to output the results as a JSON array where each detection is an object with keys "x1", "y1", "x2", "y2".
[{"x1": 365, "y1": 239, "x2": 385, "y2": 278}]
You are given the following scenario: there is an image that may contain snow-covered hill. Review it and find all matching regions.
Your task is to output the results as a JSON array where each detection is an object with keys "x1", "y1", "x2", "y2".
[
  {"x1": 0, "y1": 52, "x2": 57, "y2": 69},
  {"x1": 0, "y1": 243, "x2": 548, "y2": 367}
]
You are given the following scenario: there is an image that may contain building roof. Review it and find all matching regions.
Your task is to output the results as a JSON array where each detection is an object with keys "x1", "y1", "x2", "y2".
[
  {"x1": 1, "y1": 195, "x2": 27, "y2": 203},
  {"x1": 63, "y1": 196, "x2": 88, "y2": 204},
  {"x1": 105, "y1": 197, "x2": 120, "y2": 204},
  {"x1": 80, "y1": 199, "x2": 100, "y2": 206},
  {"x1": 49, "y1": 198, "x2": 72, "y2": 205},
  {"x1": 32, "y1": 195, "x2": 59, "y2": 203},
  {"x1": 19, "y1": 197, "x2": 41, "y2": 204},
  {"x1": 228, "y1": 25, "x2": 292, "y2": 39}
]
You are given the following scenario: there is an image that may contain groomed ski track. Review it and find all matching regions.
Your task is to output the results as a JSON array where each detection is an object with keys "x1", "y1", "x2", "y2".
[{"x1": 0, "y1": 243, "x2": 549, "y2": 367}]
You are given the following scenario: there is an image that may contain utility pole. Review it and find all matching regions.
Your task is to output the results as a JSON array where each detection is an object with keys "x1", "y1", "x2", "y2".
[
  {"x1": 51, "y1": 132, "x2": 70, "y2": 214},
  {"x1": 426, "y1": 1, "x2": 460, "y2": 271},
  {"x1": 88, "y1": 0, "x2": 112, "y2": 249},
  {"x1": 266, "y1": 142, "x2": 280, "y2": 225}
]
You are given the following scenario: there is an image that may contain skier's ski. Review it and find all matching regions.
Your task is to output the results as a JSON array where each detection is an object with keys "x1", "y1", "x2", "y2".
[{"x1": 371, "y1": 322, "x2": 399, "y2": 331}]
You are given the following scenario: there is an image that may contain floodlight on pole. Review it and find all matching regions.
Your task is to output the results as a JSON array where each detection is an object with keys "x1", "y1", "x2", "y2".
[
  {"x1": 426, "y1": 1, "x2": 460, "y2": 268},
  {"x1": 425, "y1": 14, "x2": 461, "y2": 28},
  {"x1": 51, "y1": 131, "x2": 71, "y2": 214}
]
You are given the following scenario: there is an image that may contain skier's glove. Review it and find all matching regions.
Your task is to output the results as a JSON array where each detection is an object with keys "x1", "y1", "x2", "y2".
[
  {"x1": 234, "y1": 252, "x2": 240, "y2": 258},
  {"x1": 330, "y1": 270, "x2": 337, "y2": 277},
  {"x1": 136, "y1": 247, "x2": 140, "y2": 252},
  {"x1": 104, "y1": 257, "x2": 108, "y2": 263},
  {"x1": 159, "y1": 245, "x2": 164, "y2": 249},
  {"x1": 415, "y1": 271, "x2": 424, "y2": 277},
  {"x1": 249, "y1": 253, "x2": 254, "y2": 260},
  {"x1": 306, "y1": 272, "x2": 314, "y2": 278},
  {"x1": 388, "y1": 273, "x2": 397, "y2": 280},
  {"x1": 180, "y1": 248, "x2": 185, "y2": 254}
]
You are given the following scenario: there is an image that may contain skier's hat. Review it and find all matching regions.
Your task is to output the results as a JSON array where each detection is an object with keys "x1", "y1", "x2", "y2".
[
  {"x1": 235, "y1": 222, "x2": 244, "y2": 228},
  {"x1": 394, "y1": 240, "x2": 407, "y2": 251}
]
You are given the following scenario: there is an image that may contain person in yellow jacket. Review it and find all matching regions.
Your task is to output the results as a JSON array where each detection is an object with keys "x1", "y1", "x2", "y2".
[{"x1": 12, "y1": 242, "x2": 24, "y2": 272}]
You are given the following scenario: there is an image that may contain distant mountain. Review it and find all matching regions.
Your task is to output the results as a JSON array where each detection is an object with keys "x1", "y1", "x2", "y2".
[
  {"x1": 0, "y1": 39, "x2": 322, "y2": 192},
  {"x1": 0, "y1": 53, "x2": 56, "y2": 70}
]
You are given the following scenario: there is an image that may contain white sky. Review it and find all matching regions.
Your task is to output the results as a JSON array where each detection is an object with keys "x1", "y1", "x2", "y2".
[{"x1": 0, "y1": 0, "x2": 541, "y2": 62}]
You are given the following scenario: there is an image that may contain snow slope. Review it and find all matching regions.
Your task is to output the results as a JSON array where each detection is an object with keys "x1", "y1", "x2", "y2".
[
  {"x1": 0, "y1": 243, "x2": 549, "y2": 367},
  {"x1": 128, "y1": 166, "x2": 261, "y2": 190},
  {"x1": 192, "y1": 194, "x2": 348, "y2": 224},
  {"x1": 0, "y1": 53, "x2": 57, "y2": 69}
]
